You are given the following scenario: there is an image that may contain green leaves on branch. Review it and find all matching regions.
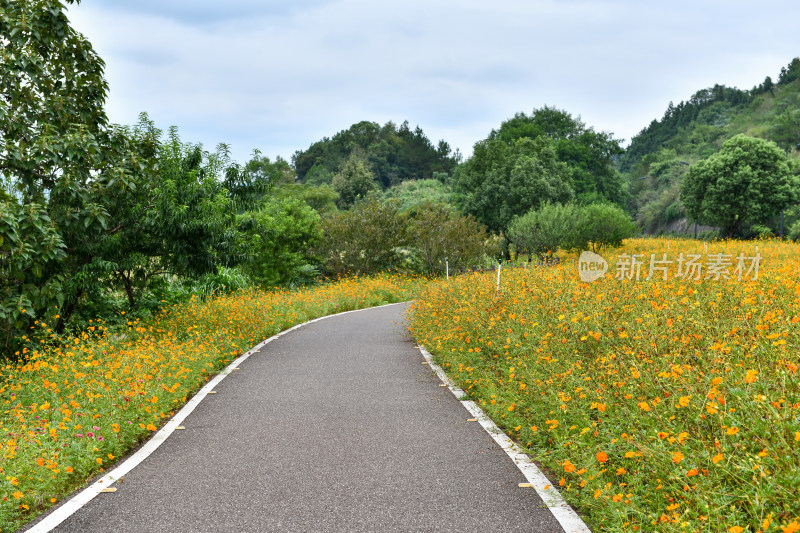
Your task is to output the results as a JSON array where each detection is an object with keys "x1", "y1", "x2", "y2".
[{"x1": 0, "y1": 201, "x2": 66, "y2": 353}]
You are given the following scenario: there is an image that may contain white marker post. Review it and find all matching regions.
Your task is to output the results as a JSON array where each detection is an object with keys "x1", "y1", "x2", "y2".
[
  {"x1": 445, "y1": 258, "x2": 449, "y2": 281},
  {"x1": 496, "y1": 261, "x2": 502, "y2": 291}
]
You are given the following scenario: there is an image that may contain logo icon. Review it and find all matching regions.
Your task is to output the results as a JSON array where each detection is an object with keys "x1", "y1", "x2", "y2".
[{"x1": 578, "y1": 251, "x2": 608, "y2": 282}]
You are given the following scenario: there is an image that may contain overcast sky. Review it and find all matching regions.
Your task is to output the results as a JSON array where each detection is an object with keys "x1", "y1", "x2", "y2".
[{"x1": 68, "y1": 0, "x2": 799, "y2": 166}]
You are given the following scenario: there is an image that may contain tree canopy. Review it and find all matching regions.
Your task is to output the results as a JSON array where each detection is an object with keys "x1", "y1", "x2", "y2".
[
  {"x1": 488, "y1": 107, "x2": 625, "y2": 205},
  {"x1": 292, "y1": 120, "x2": 458, "y2": 188},
  {"x1": 453, "y1": 136, "x2": 573, "y2": 233},
  {"x1": 681, "y1": 134, "x2": 799, "y2": 236}
]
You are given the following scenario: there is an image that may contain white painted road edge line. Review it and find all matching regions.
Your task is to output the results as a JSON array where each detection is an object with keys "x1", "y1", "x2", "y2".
[
  {"x1": 26, "y1": 301, "x2": 408, "y2": 533},
  {"x1": 417, "y1": 344, "x2": 592, "y2": 533}
]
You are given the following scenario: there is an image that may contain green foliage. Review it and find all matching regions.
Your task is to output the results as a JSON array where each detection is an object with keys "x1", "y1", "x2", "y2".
[
  {"x1": 224, "y1": 152, "x2": 293, "y2": 212},
  {"x1": 681, "y1": 135, "x2": 799, "y2": 236},
  {"x1": 621, "y1": 83, "x2": 756, "y2": 173},
  {"x1": 788, "y1": 219, "x2": 800, "y2": 241},
  {"x1": 454, "y1": 137, "x2": 573, "y2": 233},
  {"x1": 507, "y1": 203, "x2": 581, "y2": 260},
  {"x1": 315, "y1": 196, "x2": 409, "y2": 275},
  {"x1": 635, "y1": 184, "x2": 683, "y2": 234},
  {"x1": 236, "y1": 198, "x2": 321, "y2": 287},
  {"x1": 0, "y1": 200, "x2": 66, "y2": 353},
  {"x1": 382, "y1": 179, "x2": 455, "y2": 212},
  {"x1": 768, "y1": 108, "x2": 800, "y2": 151},
  {"x1": 292, "y1": 120, "x2": 458, "y2": 188},
  {"x1": 406, "y1": 202, "x2": 490, "y2": 275},
  {"x1": 189, "y1": 266, "x2": 253, "y2": 297},
  {"x1": 489, "y1": 107, "x2": 625, "y2": 205},
  {"x1": 749, "y1": 223, "x2": 774, "y2": 239},
  {"x1": 572, "y1": 203, "x2": 637, "y2": 253},
  {"x1": 331, "y1": 151, "x2": 377, "y2": 208},
  {"x1": 509, "y1": 202, "x2": 635, "y2": 257},
  {"x1": 273, "y1": 183, "x2": 339, "y2": 214}
]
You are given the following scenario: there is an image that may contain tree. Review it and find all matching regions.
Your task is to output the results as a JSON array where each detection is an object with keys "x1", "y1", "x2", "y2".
[
  {"x1": 0, "y1": 1, "x2": 165, "y2": 336},
  {"x1": 681, "y1": 135, "x2": 799, "y2": 237},
  {"x1": 453, "y1": 136, "x2": 573, "y2": 233},
  {"x1": 224, "y1": 152, "x2": 294, "y2": 212},
  {"x1": 331, "y1": 151, "x2": 377, "y2": 208},
  {"x1": 274, "y1": 183, "x2": 339, "y2": 214},
  {"x1": 488, "y1": 107, "x2": 625, "y2": 205}
]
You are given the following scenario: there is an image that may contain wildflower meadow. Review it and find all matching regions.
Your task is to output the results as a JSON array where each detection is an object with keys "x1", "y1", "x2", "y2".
[
  {"x1": 0, "y1": 274, "x2": 422, "y2": 531},
  {"x1": 409, "y1": 238, "x2": 800, "y2": 532}
]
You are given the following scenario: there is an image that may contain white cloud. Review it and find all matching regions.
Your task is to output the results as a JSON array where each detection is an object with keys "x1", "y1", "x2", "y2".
[{"x1": 68, "y1": 0, "x2": 800, "y2": 164}]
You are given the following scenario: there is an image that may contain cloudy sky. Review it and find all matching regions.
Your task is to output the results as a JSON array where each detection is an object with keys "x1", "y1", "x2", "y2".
[{"x1": 68, "y1": 0, "x2": 799, "y2": 166}]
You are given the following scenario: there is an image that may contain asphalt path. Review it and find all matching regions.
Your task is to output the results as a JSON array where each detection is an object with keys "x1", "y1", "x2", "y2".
[{"x1": 33, "y1": 303, "x2": 567, "y2": 532}]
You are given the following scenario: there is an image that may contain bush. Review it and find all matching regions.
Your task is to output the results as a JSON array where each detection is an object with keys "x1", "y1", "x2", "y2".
[
  {"x1": 572, "y1": 203, "x2": 637, "y2": 252},
  {"x1": 236, "y1": 198, "x2": 322, "y2": 286},
  {"x1": 407, "y1": 202, "x2": 491, "y2": 275},
  {"x1": 315, "y1": 196, "x2": 409, "y2": 276},
  {"x1": 788, "y1": 220, "x2": 800, "y2": 241},
  {"x1": 507, "y1": 202, "x2": 580, "y2": 260}
]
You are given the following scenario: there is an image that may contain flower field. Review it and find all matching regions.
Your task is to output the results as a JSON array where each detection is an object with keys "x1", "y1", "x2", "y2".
[
  {"x1": 0, "y1": 274, "x2": 422, "y2": 531},
  {"x1": 409, "y1": 238, "x2": 799, "y2": 532}
]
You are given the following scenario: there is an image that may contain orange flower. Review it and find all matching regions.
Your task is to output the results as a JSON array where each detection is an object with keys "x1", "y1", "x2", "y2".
[
  {"x1": 686, "y1": 468, "x2": 699, "y2": 476},
  {"x1": 712, "y1": 453, "x2": 724, "y2": 464},
  {"x1": 672, "y1": 451, "x2": 684, "y2": 464},
  {"x1": 781, "y1": 520, "x2": 800, "y2": 533},
  {"x1": 563, "y1": 460, "x2": 576, "y2": 473},
  {"x1": 596, "y1": 451, "x2": 609, "y2": 463}
]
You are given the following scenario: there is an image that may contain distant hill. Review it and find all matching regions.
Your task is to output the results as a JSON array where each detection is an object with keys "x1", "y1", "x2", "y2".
[{"x1": 622, "y1": 57, "x2": 800, "y2": 236}]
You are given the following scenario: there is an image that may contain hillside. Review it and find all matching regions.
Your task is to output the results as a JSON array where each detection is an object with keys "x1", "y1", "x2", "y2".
[{"x1": 622, "y1": 58, "x2": 800, "y2": 236}]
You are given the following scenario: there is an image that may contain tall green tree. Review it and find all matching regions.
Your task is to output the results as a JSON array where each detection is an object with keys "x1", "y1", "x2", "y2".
[
  {"x1": 489, "y1": 107, "x2": 625, "y2": 204},
  {"x1": 0, "y1": 0, "x2": 163, "y2": 336},
  {"x1": 453, "y1": 137, "x2": 573, "y2": 233},
  {"x1": 681, "y1": 135, "x2": 799, "y2": 236}
]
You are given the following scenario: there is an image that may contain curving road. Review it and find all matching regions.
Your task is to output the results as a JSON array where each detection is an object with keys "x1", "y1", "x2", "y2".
[{"x1": 29, "y1": 303, "x2": 569, "y2": 532}]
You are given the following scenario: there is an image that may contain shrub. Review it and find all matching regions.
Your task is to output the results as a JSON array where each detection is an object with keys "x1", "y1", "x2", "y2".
[
  {"x1": 572, "y1": 203, "x2": 637, "y2": 252},
  {"x1": 406, "y1": 202, "x2": 491, "y2": 275},
  {"x1": 236, "y1": 198, "x2": 322, "y2": 286},
  {"x1": 788, "y1": 220, "x2": 800, "y2": 241},
  {"x1": 507, "y1": 202, "x2": 580, "y2": 260},
  {"x1": 315, "y1": 196, "x2": 408, "y2": 276}
]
